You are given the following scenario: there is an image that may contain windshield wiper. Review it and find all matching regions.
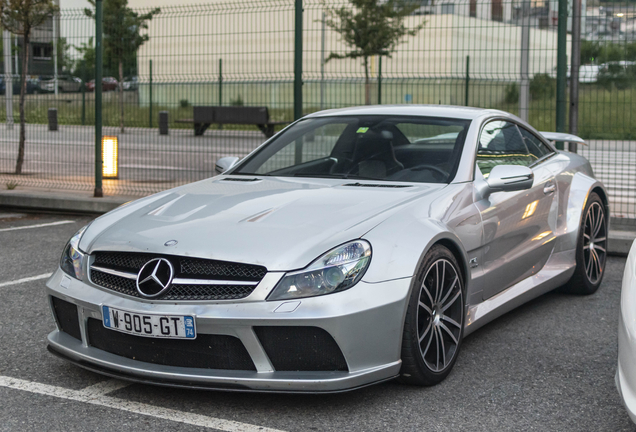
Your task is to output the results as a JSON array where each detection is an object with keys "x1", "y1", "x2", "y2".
[
  {"x1": 292, "y1": 173, "x2": 382, "y2": 181},
  {"x1": 292, "y1": 173, "x2": 349, "y2": 179}
]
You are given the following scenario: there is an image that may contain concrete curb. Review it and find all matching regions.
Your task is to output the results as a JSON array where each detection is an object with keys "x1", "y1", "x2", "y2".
[
  {"x1": 610, "y1": 230, "x2": 636, "y2": 256},
  {"x1": 1, "y1": 188, "x2": 634, "y2": 255},
  {"x1": 0, "y1": 189, "x2": 132, "y2": 214}
]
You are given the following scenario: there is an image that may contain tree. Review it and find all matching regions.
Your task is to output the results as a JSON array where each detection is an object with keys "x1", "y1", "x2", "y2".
[
  {"x1": 56, "y1": 37, "x2": 74, "y2": 73},
  {"x1": 0, "y1": 0, "x2": 59, "y2": 174},
  {"x1": 73, "y1": 36, "x2": 95, "y2": 80},
  {"x1": 323, "y1": 0, "x2": 424, "y2": 105},
  {"x1": 85, "y1": 0, "x2": 159, "y2": 133}
]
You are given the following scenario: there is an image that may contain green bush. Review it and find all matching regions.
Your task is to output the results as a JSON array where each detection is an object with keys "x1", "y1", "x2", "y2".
[
  {"x1": 179, "y1": 99, "x2": 190, "y2": 108},
  {"x1": 230, "y1": 95, "x2": 244, "y2": 106},
  {"x1": 597, "y1": 64, "x2": 636, "y2": 91},
  {"x1": 530, "y1": 73, "x2": 556, "y2": 100},
  {"x1": 504, "y1": 83, "x2": 519, "y2": 104}
]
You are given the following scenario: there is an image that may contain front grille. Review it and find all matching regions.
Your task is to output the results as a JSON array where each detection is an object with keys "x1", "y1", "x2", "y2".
[
  {"x1": 51, "y1": 297, "x2": 82, "y2": 341},
  {"x1": 93, "y1": 252, "x2": 266, "y2": 281},
  {"x1": 90, "y1": 270, "x2": 256, "y2": 301},
  {"x1": 163, "y1": 284, "x2": 255, "y2": 301},
  {"x1": 90, "y1": 252, "x2": 267, "y2": 301},
  {"x1": 254, "y1": 326, "x2": 348, "y2": 372},
  {"x1": 180, "y1": 257, "x2": 266, "y2": 281},
  {"x1": 87, "y1": 318, "x2": 256, "y2": 371},
  {"x1": 93, "y1": 252, "x2": 155, "y2": 272},
  {"x1": 91, "y1": 270, "x2": 137, "y2": 297}
]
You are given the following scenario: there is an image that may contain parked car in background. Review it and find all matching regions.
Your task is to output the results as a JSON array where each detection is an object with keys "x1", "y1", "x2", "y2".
[
  {"x1": 87, "y1": 77, "x2": 118, "y2": 92},
  {"x1": 46, "y1": 105, "x2": 608, "y2": 393},
  {"x1": 0, "y1": 76, "x2": 41, "y2": 95},
  {"x1": 549, "y1": 65, "x2": 601, "y2": 83},
  {"x1": 617, "y1": 239, "x2": 636, "y2": 423},
  {"x1": 39, "y1": 76, "x2": 83, "y2": 93},
  {"x1": 122, "y1": 76, "x2": 139, "y2": 91}
]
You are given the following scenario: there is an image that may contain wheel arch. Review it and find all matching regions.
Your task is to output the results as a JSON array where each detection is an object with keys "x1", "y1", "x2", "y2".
[
  {"x1": 559, "y1": 172, "x2": 609, "y2": 253},
  {"x1": 591, "y1": 185, "x2": 610, "y2": 222},
  {"x1": 433, "y1": 238, "x2": 469, "y2": 293}
]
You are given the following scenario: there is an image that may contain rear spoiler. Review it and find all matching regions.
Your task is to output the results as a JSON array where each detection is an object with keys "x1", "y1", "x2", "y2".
[{"x1": 540, "y1": 132, "x2": 587, "y2": 145}]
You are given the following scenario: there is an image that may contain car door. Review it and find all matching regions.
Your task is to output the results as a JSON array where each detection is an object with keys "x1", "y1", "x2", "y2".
[{"x1": 474, "y1": 120, "x2": 558, "y2": 299}]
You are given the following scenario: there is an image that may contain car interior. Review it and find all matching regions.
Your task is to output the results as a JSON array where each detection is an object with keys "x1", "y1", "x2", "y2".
[{"x1": 236, "y1": 116, "x2": 471, "y2": 184}]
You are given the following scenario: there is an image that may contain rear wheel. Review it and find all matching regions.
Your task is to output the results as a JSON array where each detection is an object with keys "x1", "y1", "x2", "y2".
[
  {"x1": 399, "y1": 245, "x2": 464, "y2": 386},
  {"x1": 561, "y1": 192, "x2": 607, "y2": 295}
]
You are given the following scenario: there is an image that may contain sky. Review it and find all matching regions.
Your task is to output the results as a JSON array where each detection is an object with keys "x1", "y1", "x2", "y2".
[{"x1": 61, "y1": 0, "x2": 91, "y2": 9}]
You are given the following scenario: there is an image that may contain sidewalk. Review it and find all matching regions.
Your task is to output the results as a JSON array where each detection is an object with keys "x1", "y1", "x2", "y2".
[
  {"x1": 0, "y1": 185, "x2": 634, "y2": 255},
  {"x1": 0, "y1": 186, "x2": 135, "y2": 214}
]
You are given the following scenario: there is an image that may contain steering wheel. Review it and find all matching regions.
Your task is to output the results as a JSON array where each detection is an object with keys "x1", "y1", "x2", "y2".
[
  {"x1": 408, "y1": 164, "x2": 449, "y2": 178},
  {"x1": 342, "y1": 151, "x2": 405, "y2": 176}
]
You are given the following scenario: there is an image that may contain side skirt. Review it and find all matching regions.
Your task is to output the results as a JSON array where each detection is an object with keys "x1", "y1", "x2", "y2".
[{"x1": 463, "y1": 250, "x2": 576, "y2": 337}]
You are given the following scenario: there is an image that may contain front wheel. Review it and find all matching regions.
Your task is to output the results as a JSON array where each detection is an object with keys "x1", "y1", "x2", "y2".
[
  {"x1": 560, "y1": 192, "x2": 607, "y2": 295},
  {"x1": 399, "y1": 245, "x2": 464, "y2": 386}
]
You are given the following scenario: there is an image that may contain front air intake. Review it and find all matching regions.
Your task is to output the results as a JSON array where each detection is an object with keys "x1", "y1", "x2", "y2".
[{"x1": 254, "y1": 326, "x2": 348, "y2": 372}]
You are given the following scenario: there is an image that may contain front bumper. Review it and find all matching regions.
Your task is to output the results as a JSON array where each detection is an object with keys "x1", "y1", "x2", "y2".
[{"x1": 46, "y1": 268, "x2": 411, "y2": 393}]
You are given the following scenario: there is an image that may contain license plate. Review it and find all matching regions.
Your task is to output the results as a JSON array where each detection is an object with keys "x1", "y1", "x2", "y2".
[{"x1": 101, "y1": 306, "x2": 196, "y2": 339}]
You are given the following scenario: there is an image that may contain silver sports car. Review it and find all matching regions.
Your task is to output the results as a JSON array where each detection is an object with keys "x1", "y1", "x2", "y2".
[{"x1": 46, "y1": 105, "x2": 608, "y2": 392}]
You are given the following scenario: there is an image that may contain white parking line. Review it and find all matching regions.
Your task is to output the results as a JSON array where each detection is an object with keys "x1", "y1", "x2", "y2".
[
  {"x1": 0, "y1": 220, "x2": 75, "y2": 232},
  {"x1": 0, "y1": 273, "x2": 52, "y2": 288},
  {"x1": 78, "y1": 379, "x2": 131, "y2": 398},
  {"x1": 0, "y1": 375, "x2": 286, "y2": 432}
]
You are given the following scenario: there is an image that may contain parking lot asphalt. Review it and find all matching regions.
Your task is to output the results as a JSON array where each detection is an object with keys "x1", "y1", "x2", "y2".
[{"x1": 0, "y1": 210, "x2": 633, "y2": 432}]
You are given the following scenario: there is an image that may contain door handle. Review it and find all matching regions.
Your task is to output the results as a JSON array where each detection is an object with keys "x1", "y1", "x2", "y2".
[{"x1": 544, "y1": 182, "x2": 556, "y2": 194}]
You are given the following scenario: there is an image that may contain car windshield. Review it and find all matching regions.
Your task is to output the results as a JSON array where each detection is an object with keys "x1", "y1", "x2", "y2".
[{"x1": 234, "y1": 115, "x2": 471, "y2": 183}]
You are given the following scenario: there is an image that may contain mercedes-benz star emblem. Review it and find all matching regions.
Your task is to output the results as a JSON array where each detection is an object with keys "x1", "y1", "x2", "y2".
[{"x1": 136, "y1": 258, "x2": 175, "y2": 298}]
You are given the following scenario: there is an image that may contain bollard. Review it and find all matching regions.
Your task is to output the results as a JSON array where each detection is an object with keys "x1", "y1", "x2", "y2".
[
  {"x1": 48, "y1": 108, "x2": 58, "y2": 131},
  {"x1": 159, "y1": 111, "x2": 169, "y2": 135}
]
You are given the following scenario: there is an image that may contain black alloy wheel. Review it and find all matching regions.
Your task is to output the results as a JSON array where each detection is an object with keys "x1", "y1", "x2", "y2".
[
  {"x1": 399, "y1": 245, "x2": 464, "y2": 386},
  {"x1": 561, "y1": 192, "x2": 607, "y2": 295}
]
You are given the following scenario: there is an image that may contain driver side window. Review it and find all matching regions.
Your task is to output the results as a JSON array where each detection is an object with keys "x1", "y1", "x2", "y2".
[{"x1": 477, "y1": 120, "x2": 534, "y2": 177}]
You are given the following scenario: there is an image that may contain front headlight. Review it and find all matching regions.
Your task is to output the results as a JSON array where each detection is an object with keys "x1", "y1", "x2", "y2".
[
  {"x1": 267, "y1": 240, "x2": 372, "y2": 301},
  {"x1": 60, "y1": 225, "x2": 89, "y2": 280}
]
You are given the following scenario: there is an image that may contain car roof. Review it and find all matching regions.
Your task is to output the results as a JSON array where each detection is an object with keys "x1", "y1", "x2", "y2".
[{"x1": 304, "y1": 105, "x2": 510, "y2": 121}]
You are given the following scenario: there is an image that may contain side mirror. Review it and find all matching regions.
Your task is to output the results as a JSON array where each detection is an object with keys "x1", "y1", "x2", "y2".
[
  {"x1": 485, "y1": 165, "x2": 534, "y2": 197},
  {"x1": 215, "y1": 156, "x2": 240, "y2": 174}
]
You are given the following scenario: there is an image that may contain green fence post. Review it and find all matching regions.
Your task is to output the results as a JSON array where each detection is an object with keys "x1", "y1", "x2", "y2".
[
  {"x1": 294, "y1": 0, "x2": 303, "y2": 120},
  {"x1": 378, "y1": 56, "x2": 382, "y2": 105},
  {"x1": 94, "y1": 0, "x2": 103, "y2": 198},
  {"x1": 219, "y1": 58, "x2": 223, "y2": 106},
  {"x1": 218, "y1": 58, "x2": 223, "y2": 130},
  {"x1": 569, "y1": 0, "x2": 581, "y2": 153},
  {"x1": 555, "y1": 0, "x2": 568, "y2": 150},
  {"x1": 465, "y1": 55, "x2": 470, "y2": 107},
  {"x1": 81, "y1": 61, "x2": 86, "y2": 126},
  {"x1": 149, "y1": 59, "x2": 153, "y2": 129}
]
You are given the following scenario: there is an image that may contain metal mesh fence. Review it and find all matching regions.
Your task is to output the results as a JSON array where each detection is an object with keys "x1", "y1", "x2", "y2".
[{"x1": 0, "y1": 0, "x2": 634, "y2": 223}]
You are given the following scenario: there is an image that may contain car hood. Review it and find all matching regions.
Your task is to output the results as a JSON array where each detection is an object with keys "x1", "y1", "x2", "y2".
[{"x1": 81, "y1": 176, "x2": 445, "y2": 271}]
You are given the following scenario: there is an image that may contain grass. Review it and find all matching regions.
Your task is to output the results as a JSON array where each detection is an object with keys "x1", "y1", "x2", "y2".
[
  {"x1": 1, "y1": 84, "x2": 636, "y2": 139},
  {"x1": 5, "y1": 181, "x2": 18, "y2": 190},
  {"x1": 495, "y1": 84, "x2": 636, "y2": 140}
]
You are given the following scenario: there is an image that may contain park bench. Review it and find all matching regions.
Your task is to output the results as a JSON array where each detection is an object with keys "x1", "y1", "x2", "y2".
[{"x1": 176, "y1": 106, "x2": 289, "y2": 138}]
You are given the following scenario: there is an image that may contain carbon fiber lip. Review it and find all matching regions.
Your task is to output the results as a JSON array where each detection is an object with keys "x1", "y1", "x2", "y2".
[{"x1": 46, "y1": 345, "x2": 398, "y2": 394}]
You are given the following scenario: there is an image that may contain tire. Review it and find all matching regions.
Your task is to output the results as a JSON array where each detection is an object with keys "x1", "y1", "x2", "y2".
[
  {"x1": 560, "y1": 192, "x2": 607, "y2": 295},
  {"x1": 399, "y1": 244, "x2": 465, "y2": 386}
]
